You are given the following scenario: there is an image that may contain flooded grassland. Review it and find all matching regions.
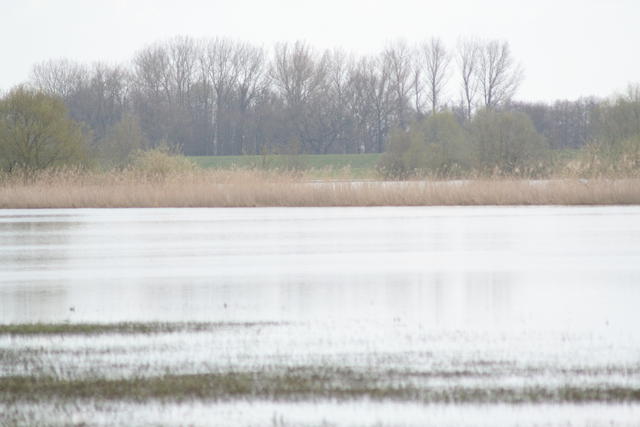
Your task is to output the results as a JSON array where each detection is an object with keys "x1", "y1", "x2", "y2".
[{"x1": 1, "y1": 207, "x2": 640, "y2": 425}]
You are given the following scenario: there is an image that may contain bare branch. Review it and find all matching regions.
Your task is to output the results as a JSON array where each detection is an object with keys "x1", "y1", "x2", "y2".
[
  {"x1": 476, "y1": 40, "x2": 523, "y2": 110},
  {"x1": 421, "y1": 38, "x2": 451, "y2": 115}
]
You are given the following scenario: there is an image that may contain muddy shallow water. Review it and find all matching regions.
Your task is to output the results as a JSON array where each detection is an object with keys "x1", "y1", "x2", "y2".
[{"x1": 1, "y1": 206, "x2": 639, "y2": 425}]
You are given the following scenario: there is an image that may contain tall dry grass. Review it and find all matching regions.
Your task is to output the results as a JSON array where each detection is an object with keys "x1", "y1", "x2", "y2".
[{"x1": 1, "y1": 168, "x2": 639, "y2": 208}]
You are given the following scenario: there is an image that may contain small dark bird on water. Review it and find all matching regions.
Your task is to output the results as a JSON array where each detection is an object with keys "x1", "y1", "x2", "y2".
[{"x1": 69, "y1": 307, "x2": 75, "y2": 312}]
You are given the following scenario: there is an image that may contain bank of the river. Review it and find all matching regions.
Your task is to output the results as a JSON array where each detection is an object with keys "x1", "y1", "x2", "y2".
[{"x1": 1, "y1": 170, "x2": 639, "y2": 208}]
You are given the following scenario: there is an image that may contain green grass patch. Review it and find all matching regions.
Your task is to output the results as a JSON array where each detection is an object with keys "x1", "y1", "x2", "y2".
[
  {"x1": 550, "y1": 148, "x2": 580, "y2": 166},
  {"x1": 189, "y1": 153, "x2": 381, "y2": 179}
]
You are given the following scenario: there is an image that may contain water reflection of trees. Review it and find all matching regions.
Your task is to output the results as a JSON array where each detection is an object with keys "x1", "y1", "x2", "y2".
[
  {"x1": 0, "y1": 215, "x2": 78, "y2": 323},
  {"x1": 270, "y1": 271, "x2": 514, "y2": 327}
]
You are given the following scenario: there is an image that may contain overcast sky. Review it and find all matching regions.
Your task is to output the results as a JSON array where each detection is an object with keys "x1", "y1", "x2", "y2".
[{"x1": 2, "y1": 0, "x2": 639, "y2": 102}]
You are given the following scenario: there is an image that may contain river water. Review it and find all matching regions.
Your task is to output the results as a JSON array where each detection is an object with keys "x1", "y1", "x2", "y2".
[{"x1": 1, "y1": 206, "x2": 640, "y2": 426}]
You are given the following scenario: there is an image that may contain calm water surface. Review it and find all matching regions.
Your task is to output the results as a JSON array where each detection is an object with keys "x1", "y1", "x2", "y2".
[
  {"x1": 1, "y1": 206, "x2": 640, "y2": 426},
  {"x1": 2, "y1": 206, "x2": 640, "y2": 327}
]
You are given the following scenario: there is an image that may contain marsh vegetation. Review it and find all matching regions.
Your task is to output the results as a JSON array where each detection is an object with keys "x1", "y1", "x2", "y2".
[{"x1": 3, "y1": 320, "x2": 640, "y2": 425}]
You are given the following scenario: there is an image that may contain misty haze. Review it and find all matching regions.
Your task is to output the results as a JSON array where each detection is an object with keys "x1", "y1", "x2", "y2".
[{"x1": 1, "y1": 1, "x2": 640, "y2": 426}]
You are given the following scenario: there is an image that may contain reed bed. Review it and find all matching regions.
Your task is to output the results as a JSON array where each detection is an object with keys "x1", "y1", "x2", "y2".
[{"x1": 1, "y1": 169, "x2": 639, "y2": 208}]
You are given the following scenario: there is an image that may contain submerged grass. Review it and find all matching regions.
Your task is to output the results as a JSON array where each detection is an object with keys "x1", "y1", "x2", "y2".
[
  {"x1": 3, "y1": 323, "x2": 639, "y2": 407},
  {"x1": 1, "y1": 168, "x2": 639, "y2": 208},
  {"x1": 0, "y1": 322, "x2": 274, "y2": 336},
  {"x1": 2, "y1": 368, "x2": 640, "y2": 404}
]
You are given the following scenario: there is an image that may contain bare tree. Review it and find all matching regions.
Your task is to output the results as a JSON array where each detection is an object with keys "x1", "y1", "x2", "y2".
[
  {"x1": 270, "y1": 41, "x2": 326, "y2": 108},
  {"x1": 457, "y1": 39, "x2": 479, "y2": 121},
  {"x1": 203, "y1": 38, "x2": 241, "y2": 154},
  {"x1": 131, "y1": 38, "x2": 202, "y2": 152},
  {"x1": 348, "y1": 58, "x2": 379, "y2": 153},
  {"x1": 234, "y1": 42, "x2": 267, "y2": 153},
  {"x1": 421, "y1": 38, "x2": 451, "y2": 115},
  {"x1": 476, "y1": 40, "x2": 523, "y2": 110},
  {"x1": 78, "y1": 63, "x2": 130, "y2": 139},
  {"x1": 383, "y1": 41, "x2": 412, "y2": 128},
  {"x1": 204, "y1": 39, "x2": 239, "y2": 103},
  {"x1": 355, "y1": 56, "x2": 393, "y2": 152},
  {"x1": 131, "y1": 43, "x2": 179, "y2": 148},
  {"x1": 166, "y1": 36, "x2": 198, "y2": 106},
  {"x1": 322, "y1": 49, "x2": 356, "y2": 153},
  {"x1": 270, "y1": 41, "x2": 328, "y2": 152},
  {"x1": 235, "y1": 43, "x2": 266, "y2": 111},
  {"x1": 132, "y1": 44, "x2": 171, "y2": 102},
  {"x1": 410, "y1": 48, "x2": 425, "y2": 117},
  {"x1": 30, "y1": 59, "x2": 88, "y2": 99}
]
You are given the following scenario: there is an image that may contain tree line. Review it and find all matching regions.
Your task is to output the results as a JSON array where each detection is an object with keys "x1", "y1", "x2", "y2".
[
  {"x1": 23, "y1": 36, "x2": 536, "y2": 158},
  {"x1": 1, "y1": 36, "x2": 638, "y2": 177}
]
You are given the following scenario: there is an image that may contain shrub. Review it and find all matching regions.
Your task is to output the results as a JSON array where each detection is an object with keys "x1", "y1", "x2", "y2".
[
  {"x1": 471, "y1": 110, "x2": 549, "y2": 176},
  {"x1": 565, "y1": 87, "x2": 640, "y2": 177},
  {"x1": 128, "y1": 144, "x2": 197, "y2": 178},
  {"x1": 96, "y1": 114, "x2": 149, "y2": 168},
  {"x1": 378, "y1": 127, "x2": 415, "y2": 179},
  {"x1": 379, "y1": 112, "x2": 472, "y2": 178}
]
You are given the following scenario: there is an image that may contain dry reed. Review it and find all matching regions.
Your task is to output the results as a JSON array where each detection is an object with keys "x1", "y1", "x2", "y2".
[{"x1": 1, "y1": 169, "x2": 639, "y2": 208}]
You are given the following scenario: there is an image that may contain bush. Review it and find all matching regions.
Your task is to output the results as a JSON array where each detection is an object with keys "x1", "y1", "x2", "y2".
[
  {"x1": 578, "y1": 87, "x2": 640, "y2": 176},
  {"x1": 471, "y1": 110, "x2": 549, "y2": 176},
  {"x1": 129, "y1": 145, "x2": 197, "y2": 178},
  {"x1": 571, "y1": 135, "x2": 640, "y2": 177},
  {"x1": 96, "y1": 115, "x2": 149, "y2": 168},
  {"x1": 378, "y1": 128, "x2": 415, "y2": 179},
  {"x1": 379, "y1": 112, "x2": 471, "y2": 178}
]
